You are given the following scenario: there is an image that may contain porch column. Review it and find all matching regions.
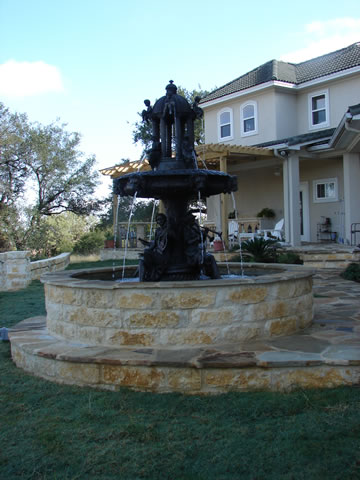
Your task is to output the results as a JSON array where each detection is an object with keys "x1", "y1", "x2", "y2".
[
  {"x1": 283, "y1": 153, "x2": 301, "y2": 246},
  {"x1": 343, "y1": 153, "x2": 360, "y2": 244},
  {"x1": 219, "y1": 156, "x2": 228, "y2": 247}
]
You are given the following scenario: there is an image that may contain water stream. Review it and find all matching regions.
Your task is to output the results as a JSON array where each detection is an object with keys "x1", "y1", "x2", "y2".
[
  {"x1": 121, "y1": 191, "x2": 138, "y2": 280},
  {"x1": 231, "y1": 191, "x2": 245, "y2": 277},
  {"x1": 112, "y1": 194, "x2": 121, "y2": 280}
]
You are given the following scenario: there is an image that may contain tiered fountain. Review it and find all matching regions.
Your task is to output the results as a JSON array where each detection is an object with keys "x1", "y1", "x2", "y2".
[{"x1": 9, "y1": 82, "x2": 315, "y2": 394}]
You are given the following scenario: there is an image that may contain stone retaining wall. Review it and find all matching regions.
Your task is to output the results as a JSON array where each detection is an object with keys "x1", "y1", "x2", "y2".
[
  {"x1": 0, "y1": 251, "x2": 70, "y2": 291},
  {"x1": 30, "y1": 252, "x2": 70, "y2": 280},
  {"x1": 0, "y1": 251, "x2": 31, "y2": 291}
]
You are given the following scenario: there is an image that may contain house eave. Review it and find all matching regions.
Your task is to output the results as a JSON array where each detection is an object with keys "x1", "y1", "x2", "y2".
[{"x1": 201, "y1": 65, "x2": 360, "y2": 109}]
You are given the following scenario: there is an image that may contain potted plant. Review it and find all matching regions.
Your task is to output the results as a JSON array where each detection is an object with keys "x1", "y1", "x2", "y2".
[
  {"x1": 104, "y1": 231, "x2": 115, "y2": 249},
  {"x1": 256, "y1": 208, "x2": 276, "y2": 219},
  {"x1": 256, "y1": 208, "x2": 276, "y2": 229}
]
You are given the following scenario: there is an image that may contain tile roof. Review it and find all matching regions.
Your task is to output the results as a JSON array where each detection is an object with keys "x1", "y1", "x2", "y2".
[
  {"x1": 255, "y1": 128, "x2": 336, "y2": 148},
  {"x1": 202, "y1": 42, "x2": 360, "y2": 103}
]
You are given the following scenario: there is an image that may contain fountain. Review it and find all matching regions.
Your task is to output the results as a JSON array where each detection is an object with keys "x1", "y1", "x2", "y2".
[
  {"x1": 9, "y1": 82, "x2": 317, "y2": 394},
  {"x1": 114, "y1": 80, "x2": 237, "y2": 282}
]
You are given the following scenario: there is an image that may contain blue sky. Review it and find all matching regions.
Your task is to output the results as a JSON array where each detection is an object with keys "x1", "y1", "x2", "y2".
[{"x1": 1, "y1": 0, "x2": 359, "y2": 197}]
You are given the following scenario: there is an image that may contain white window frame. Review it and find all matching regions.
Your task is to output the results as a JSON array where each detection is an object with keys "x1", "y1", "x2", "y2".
[
  {"x1": 240, "y1": 101, "x2": 258, "y2": 137},
  {"x1": 313, "y1": 177, "x2": 338, "y2": 203},
  {"x1": 308, "y1": 89, "x2": 330, "y2": 130},
  {"x1": 218, "y1": 108, "x2": 233, "y2": 141}
]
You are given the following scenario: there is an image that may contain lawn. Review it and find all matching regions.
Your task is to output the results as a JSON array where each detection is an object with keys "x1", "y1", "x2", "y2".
[{"x1": 0, "y1": 260, "x2": 359, "y2": 479}]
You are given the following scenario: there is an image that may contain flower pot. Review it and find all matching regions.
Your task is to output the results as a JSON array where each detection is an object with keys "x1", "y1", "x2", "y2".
[
  {"x1": 213, "y1": 240, "x2": 224, "y2": 252},
  {"x1": 104, "y1": 239, "x2": 115, "y2": 249}
]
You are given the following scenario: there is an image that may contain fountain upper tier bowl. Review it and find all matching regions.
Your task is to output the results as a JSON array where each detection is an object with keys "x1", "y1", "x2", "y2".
[{"x1": 113, "y1": 169, "x2": 237, "y2": 199}]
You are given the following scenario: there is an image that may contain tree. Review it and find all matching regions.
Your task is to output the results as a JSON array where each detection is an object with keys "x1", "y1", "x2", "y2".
[
  {"x1": 0, "y1": 102, "x2": 101, "y2": 250},
  {"x1": 132, "y1": 86, "x2": 210, "y2": 157}
]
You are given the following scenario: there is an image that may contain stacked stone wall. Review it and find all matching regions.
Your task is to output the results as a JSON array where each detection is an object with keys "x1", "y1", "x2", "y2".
[
  {"x1": 43, "y1": 267, "x2": 313, "y2": 347},
  {"x1": 0, "y1": 251, "x2": 70, "y2": 291}
]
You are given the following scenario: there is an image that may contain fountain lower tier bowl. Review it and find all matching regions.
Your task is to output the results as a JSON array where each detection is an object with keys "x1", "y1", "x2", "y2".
[
  {"x1": 41, "y1": 263, "x2": 313, "y2": 348},
  {"x1": 113, "y1": 169, "x2": 237, "y2": 199}
]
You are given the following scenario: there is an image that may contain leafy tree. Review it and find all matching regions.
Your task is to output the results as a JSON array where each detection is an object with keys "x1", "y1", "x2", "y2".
[
  {"x1": 132, "y1": 86, "x2": 209, "y2": 157},
  {"x1": 0, "y1": 103, "x2": 101, "y2": 250},
  {"x1": 27, "y1": 212, "x2": 99, "y2": 258}
]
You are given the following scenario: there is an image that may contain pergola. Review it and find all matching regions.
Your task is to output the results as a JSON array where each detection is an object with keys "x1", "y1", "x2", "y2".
[{"x1": 100, "y1": 144, "x2": 274, "y2": 241}]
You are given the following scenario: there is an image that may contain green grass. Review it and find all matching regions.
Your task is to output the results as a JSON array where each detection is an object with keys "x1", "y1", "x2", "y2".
[{"x1": 1, "y1": 260, "x2": 360, "y2": 479}]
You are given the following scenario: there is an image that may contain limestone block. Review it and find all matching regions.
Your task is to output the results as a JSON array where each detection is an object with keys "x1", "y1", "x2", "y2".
[
  {"x1": 250, "y1": 300, "x2": 288, "y2": 321},
  {"x1": 265, "y1": 317, "x2": 297, "y2": 336},
  {"x1": 57, "y1": 362, "x2": 100, "y2": 384},
  {"x1": 74, "y1": 325, "x2": 105, "y2": 345},
  {"x1": 62, "y1": 287, "x2": 82, "y2": 306},
  {"x1": 167, "y1": 368, "x2": 201, "y2": 392},
  {"x1": 270, "y1": 278, "x2": 312, "y2": 299},
  {"x1": 203, "y1": 368, "x2": 271, "y2": 392},
  {"x1": 165, "y1": 328, "x2": 214, "y2": 346},
  {"x1": 83, "y1": 289, "x2": 114, "y2": 309},
  {"x1": 46, "y1": 285, "x2": 64, "y2": 304},
  {"x1": 227, "y1": 286, "x2": 268, "y2": 304},
  {"x1": 46, "y1": 301, "x2": 64, "y2": 323},
  {"x1": 220, "y1": 324, "x2": 262, "y2": 342},
  {"x1": 190, "y1": 309, "x2": 235, "y2": 326},
  {"x1": 113, "y1": 292, "x2": 154, "y2": 309},
  {"x1": 102, "y1": 365, "x2": 166, "y2": 390},
  {"x1": 106, "y1": 329, "x2": 154, "y2": 346},
  {"x1": 64, "y1": 305, "x2": 123, "y2": 328},
  {"x1": 127, "y1": 310, "x2": 181, "y2": 328},
  {"x1": 270, "y1": 366, "x2": 360, "y2": 391},
  {"x1": 161, "y1": 290, "x2": 215, "y2": 309}
]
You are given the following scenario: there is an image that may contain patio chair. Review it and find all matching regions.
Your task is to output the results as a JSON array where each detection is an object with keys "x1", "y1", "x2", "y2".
[
  {"x1": 258, "y1": 218, "x2": 284, "y2": 241},
  {"x1": 228, "y1": 220, "x2": 256, "y2": 247}
]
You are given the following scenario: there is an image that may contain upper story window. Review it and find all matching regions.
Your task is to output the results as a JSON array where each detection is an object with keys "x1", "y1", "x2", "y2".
[
  {"x1": 308, "y1": 89, "x2": 329, "y2": 129},
  {"x1": 241, "y1": 101, "x2": 258, "y2": 136},
  {"x1": 218, "y1": 108, "x2": 233, "y2": 141}
]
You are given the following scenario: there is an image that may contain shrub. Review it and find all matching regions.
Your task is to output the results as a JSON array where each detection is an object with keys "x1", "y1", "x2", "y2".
[
  {"x1": 72, "y1": 230, "x2": 105, "y2": 255},
  {"x1": 277, "y1": 252, "x2": 303, "y2": 265},
  {"x1": 241, "y1": 237, "x2": 278, "y2": 263},
  {"x1": 341, "y1": 262, "x2": 360, "y2": 282}
]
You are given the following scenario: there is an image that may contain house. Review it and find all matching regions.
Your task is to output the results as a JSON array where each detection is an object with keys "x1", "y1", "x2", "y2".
[{"x1": 198, "y1": 42, "x2": 360, "y2": 246}]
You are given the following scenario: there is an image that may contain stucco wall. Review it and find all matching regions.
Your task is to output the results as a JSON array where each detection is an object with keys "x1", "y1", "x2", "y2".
[
  {"x1": 204, "y1": 89, "x2": 277, "y2": 146},
  {"x1": 300, "y1": 157, "x2": 344, "y2": 242},
  {"x1": 296, "y1": 75, "x2": 360, "y2": 134}
]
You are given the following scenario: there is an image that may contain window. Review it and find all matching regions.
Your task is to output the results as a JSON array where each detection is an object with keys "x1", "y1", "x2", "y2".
[
  {"x1": 308, "y1": 90, "x2": 329, "y2": 129},
  {"x1": 313, "y1": 178, "x2": 338, "y2": 203},
  {"x1": 218, "y1": 108, "x2": 233, "y2": 141},
  {"x1": 241, "y1": 101, "x2": 258, "y2": 136}
]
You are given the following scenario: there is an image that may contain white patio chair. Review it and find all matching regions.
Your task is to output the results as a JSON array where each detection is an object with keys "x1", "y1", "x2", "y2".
[{"x1": 258, "y1": 218, "x2": 284, "y2": 241}]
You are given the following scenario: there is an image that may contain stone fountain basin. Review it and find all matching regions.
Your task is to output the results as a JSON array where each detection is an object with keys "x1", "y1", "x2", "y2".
[{"x1": 41, "y1": 263, "x2": 313, "y2": 348}]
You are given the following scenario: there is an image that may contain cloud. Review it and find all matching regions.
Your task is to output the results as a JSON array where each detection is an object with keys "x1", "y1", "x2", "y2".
[
  {"x1": 0, "y1": 60, "x2": 64, "y2": 97},
  {"x1": 280, "y1": 17, "x2": 360, "y2": 63}
]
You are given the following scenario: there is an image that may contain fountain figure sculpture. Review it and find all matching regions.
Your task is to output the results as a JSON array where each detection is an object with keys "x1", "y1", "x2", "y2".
[{"x1": 114, "y1": 81, "x2": 237, "y2": 281}]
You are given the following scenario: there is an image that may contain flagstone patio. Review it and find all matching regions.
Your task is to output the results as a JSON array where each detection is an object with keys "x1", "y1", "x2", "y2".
[{"x1": 8, "y1": 269, "x2": 360, "y2": 393}]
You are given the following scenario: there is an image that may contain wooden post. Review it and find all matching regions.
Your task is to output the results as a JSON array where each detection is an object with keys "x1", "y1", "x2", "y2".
[
  {"x1": 159, "y1": 200, "x2": 166, "y2": 214},
  {"x1": 219, "y1": 156, "x2": 228, "y2": 248},
  {"x1": 112, "y1": 193, "x2": 119, "y2": 232}
]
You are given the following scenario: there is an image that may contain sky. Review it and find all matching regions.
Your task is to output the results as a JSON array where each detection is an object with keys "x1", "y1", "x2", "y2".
[{"x1": 1, "y1": 0, "x2": 360, "y2": 198}]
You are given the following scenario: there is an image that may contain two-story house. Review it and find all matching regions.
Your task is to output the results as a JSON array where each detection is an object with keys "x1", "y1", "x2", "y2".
[{"x1": 199, "y1": 42, "x2": 360, "y2": 246}]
